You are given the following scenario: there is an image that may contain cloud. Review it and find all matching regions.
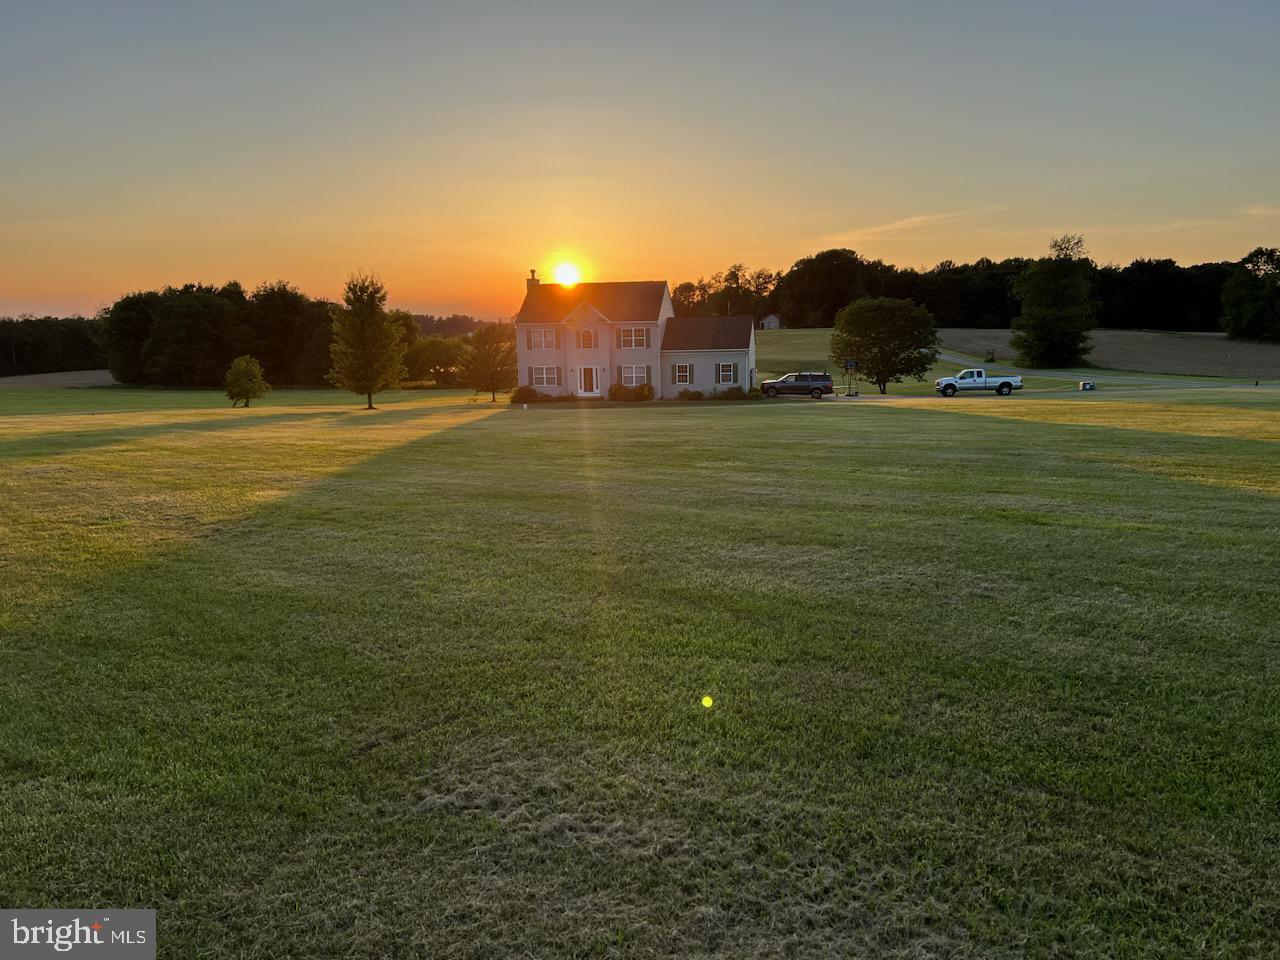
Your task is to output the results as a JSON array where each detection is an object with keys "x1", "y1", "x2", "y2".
[
  {"x1": 821, "y1": 207, "x2": 1003, "y2": 246},
  {"x1": 1241, "y1": 204, "x2": 1280, "y2": 218}
]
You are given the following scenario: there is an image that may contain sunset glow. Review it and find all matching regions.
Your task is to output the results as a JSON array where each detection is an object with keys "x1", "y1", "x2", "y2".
[
  {"x1": 1, "y1": 3, "x2": 1277, "y2": 320},
  {"x1": 553, "y1": 263, "x2": 581, "y2": 287}
]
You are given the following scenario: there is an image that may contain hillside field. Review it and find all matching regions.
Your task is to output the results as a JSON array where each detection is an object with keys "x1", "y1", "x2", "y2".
[
  {"x1": 937, "y1": 327, "x2": 1280, "y2": 380},
  {"x1": 2, "y1": 378, "x2": 1278, "y2": 957}
]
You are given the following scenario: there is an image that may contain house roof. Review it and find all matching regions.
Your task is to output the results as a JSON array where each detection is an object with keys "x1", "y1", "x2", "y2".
[
  {"x1": 661, "y1": 315, "x2": 755, "y2": 352},
  {"x1": 515, "y1": 281, "x2": 668, "y2": 325}
]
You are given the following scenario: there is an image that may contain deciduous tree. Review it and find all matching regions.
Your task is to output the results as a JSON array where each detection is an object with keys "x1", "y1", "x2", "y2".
[
  {"x1": 327, "y1": 273, "x2": 407, "y2": 409},
  {"x1": 407, "y1": 334, "x2": 467, "y2": 384},
  {"x1": 1010, "y1": 235, "x2": 1096, "y2": 367},
  {"x1": 461, "y1": 323, "x2": 516, "y2": 401},
  {"x1": 1220, "y1": 247, "x2": 1280, "y2": 341},
  {"x1": 830, "y1": 297, "x2": 938, "y2": 394},
  {"x1": 224, "y1": 355, "x2": 270, "y2": 407}
]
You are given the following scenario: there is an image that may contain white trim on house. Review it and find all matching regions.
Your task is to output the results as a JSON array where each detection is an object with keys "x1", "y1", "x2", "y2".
[
  {"x1": 620, "y1": 364, "x2": 648, "y2": 386},
  {"x1": 577, "y1": 365, "x2": 601, "y2": 396},
  {"x1": 619, "y1": 327, "x2": 650, "y2": 349},
  {"x1": 527, "y1": 328, "x2": 558, "y2": 350}
]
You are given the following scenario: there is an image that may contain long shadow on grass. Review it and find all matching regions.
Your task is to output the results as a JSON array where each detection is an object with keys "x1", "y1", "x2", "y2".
[
  {"x1": 0, "y1": 398, "x2": 501, "y2": 463},
  {"x1": 2, "y1": 401, "x2": 1277, "y2": 955},
  {"x1": 0, "y1": 410, "x2": 348, "y2": 462}
]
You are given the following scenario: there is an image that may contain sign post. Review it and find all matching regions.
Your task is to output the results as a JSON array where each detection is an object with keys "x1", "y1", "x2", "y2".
[{"x1": 843, "y1": 358, "x2": 859, "y2": 398}]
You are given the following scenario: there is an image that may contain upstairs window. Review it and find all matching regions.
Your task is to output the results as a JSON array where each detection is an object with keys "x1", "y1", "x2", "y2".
[
  {"x1": 619, "y1": 327, "x2": 650, "y2": 349},
  {"x1": 578, "y1": 329, "x2": 595, "y2": 349},
  {"x1": 528, "y1": 329, "x2": 557, "y2": 350}
]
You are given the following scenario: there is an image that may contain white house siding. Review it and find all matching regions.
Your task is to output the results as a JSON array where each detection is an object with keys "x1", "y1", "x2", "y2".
[
  {"x1": 519, "y1": 325, "x2": 569, "y2": 395},
  {"x1": 516, "y1": 282, "x2": 702, "y2": 399},
  {"x1": 659, "y1": 349, "x2": 755, "y2": 395},
  {"x1": 608, "y1": 323, "x2": 664, "y2": 398},
  {"x1": 518, "y1": 322, "x2": 667, "y2": 397}
]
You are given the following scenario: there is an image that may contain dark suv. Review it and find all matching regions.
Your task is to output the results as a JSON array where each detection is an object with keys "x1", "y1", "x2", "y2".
[{"x1": 761, "y1": 371, "x2": 835, "y2": 399}]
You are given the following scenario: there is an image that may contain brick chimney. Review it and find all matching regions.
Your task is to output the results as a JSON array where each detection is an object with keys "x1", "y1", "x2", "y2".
[{"x1": 527, "y1": 268, "x2": 540, "y2": 293}]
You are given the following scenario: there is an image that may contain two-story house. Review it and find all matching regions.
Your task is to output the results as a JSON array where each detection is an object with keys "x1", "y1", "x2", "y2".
[{"x1": 514, "y1": 271, "x2": 756, "y2": 399}]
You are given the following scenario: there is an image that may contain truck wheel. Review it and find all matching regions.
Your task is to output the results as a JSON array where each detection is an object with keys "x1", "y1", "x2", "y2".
[
  {"x1": 810, "y1": 388, "x2": 823, "y2": 399},
  {"x1": 997, "y1": 383, "x2": 1012, "y2": 396},
  {"x1": 765, "y1": 387, "x2": 779, "y2": 398},
  {"x1": 942, "y1": 384, "x2": 956, "y2": 397}
]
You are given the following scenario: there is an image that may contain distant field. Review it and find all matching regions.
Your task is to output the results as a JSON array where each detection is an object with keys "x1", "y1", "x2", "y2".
[
  {"x1": 755, "y1": 329, "x2": 1071, "y2": 394},
  {"x1": 2, "y1": 384, "x2": 1278, "y2": 957},
  {"x1": 755, "y1": 329, "x2": 1200, "y2": 394},
  {"x1": 939, "y1": 327, "x2": 1280, "y2": 379}
]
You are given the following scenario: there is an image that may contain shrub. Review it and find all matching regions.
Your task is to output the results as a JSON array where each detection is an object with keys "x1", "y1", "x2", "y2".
[
  {"x1": 677, "y1": 389, "x2": 705, "y2": 400},
  {"x1": 747, "y1": 388, "x2": 763, "y2": 400},
  {"x1": 717, "y1": 386, "x2": 748, "y2": 401},
  {"x1": 607, "y1": 383, "x2": 652, "y2": 401},
  {"x1": 224, "y1": 355, "x2": 270, "y2": 407},
  {"x1": 510, "y1": 385, "x2": 540, "y2": 404}
]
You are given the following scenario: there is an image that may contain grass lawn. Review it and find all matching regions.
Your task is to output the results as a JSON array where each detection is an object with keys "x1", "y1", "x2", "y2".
[
  {"x1": 2, "y1": 382, "x2": 1278, "y2": 957},
  {"x1": 758, "y1": 329, "x2": 1110, "y2": 394},
  {"x1": 937, "y1": 328, "x2": 1280, "y2": 381}
]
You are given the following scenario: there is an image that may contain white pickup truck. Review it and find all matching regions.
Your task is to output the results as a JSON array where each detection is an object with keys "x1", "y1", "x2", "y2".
[{"x1": 934, "y1": 368, "x2": 1023, "y2": 397}]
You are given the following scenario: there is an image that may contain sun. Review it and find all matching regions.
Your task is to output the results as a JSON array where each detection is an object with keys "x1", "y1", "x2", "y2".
[{"x1": 553, "y1": 262, "x2": 581, "y2": 287}]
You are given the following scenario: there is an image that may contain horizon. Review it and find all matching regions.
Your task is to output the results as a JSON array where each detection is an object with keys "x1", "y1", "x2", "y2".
[
  {"x1": 3, "y1": 1, "x2": 1277, "y2": 318},
  {"x1": 0, "y1": 243, "x2": 1255, "y2": 321}
]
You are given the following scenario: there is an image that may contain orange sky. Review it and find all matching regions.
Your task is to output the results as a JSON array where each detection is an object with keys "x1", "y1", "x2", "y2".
[{"x1": 2, "y1": 3, "x2": 1277, "y2": 318}]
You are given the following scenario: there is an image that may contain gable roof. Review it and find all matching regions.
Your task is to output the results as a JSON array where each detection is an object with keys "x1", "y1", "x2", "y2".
[
  {"x1": 661, "y1": 315, "x2": 754, "y2": 352},
  {"x1": 516, "y1": 281, "x2": 668, "y2": 325}
]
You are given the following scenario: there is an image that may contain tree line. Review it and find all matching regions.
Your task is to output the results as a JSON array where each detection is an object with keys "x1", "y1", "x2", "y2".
[
  {"x1": 0, "y1": 315, "x2": 105, "y2": 377},
  {"x1": 825, "y1": 234, "x2": 1280, "y2": 385},
  {"x1": 674, "y1": 245, "x2": 1278, "y2": 341},
  {"x1": 93, "y1": 280, "x2": 497, "y2": 390}
]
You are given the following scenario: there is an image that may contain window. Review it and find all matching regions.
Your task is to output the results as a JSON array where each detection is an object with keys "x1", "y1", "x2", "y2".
[
  {"x1": 674, "y1": 363, "x2": 690, "y2": 385},
  {"x1": 619, "y1": 327, "x2": 649, "y2": 348},
  {"x1": 579, "y1": 329, "x2": 595, "y2": 349},
  {"x1": 716, "y1": 362, "x2": 737, "y2": 385},
  {"x1": 531, "y1": 366, "x2": 559, "y2": 386},
  {"x1": 529, "y1": 329, "x2": 556, "y2": 350},
  {"x1": 782, "y1": 374, "x2": 797, "y2": 383},
  {"x1": 621, "y1": 365, "x2": 648, "y2": 386}
]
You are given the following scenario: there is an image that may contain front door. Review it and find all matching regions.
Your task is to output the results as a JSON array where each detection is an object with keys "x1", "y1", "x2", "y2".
[{"x1": 579, "y1": 366, "x2": 598, "y2": 396}]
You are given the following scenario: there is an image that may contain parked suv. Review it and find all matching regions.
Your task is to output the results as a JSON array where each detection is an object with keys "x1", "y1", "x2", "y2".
[{"x1": 761, "y1": 371, "x2": 835, "y2": 399}]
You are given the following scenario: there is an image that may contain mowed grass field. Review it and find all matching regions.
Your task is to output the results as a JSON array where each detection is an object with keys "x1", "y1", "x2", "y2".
[
  {"x1": 2, "y1": 376, "x2": 1279, "y2": 957},
  {"x1": 757, "y1": 329, "x2": 1133, "y2": 394},
  {"x1": 936, "y1": 327, "x2": 1280, "y2": 381}
]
